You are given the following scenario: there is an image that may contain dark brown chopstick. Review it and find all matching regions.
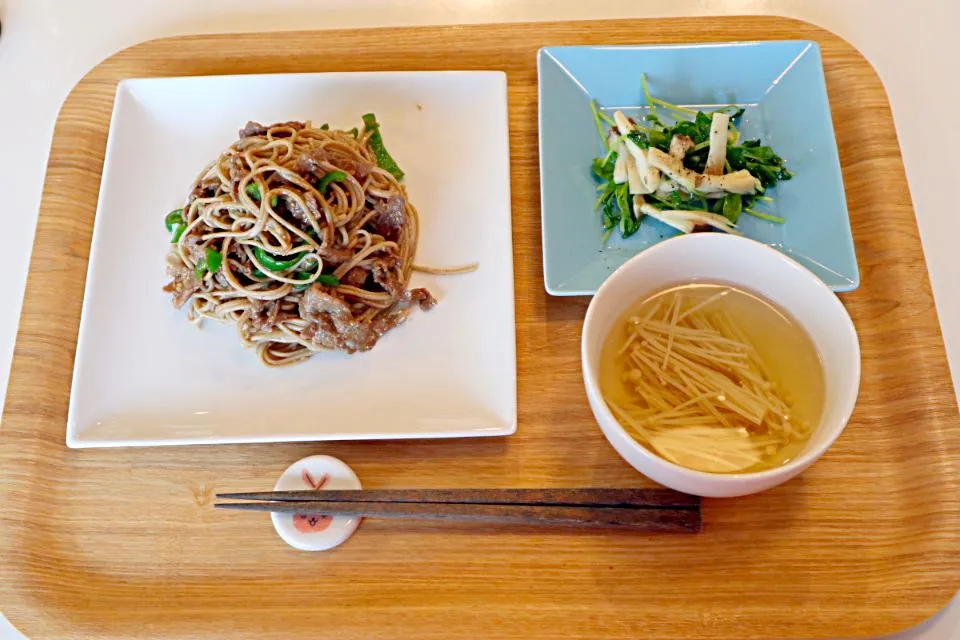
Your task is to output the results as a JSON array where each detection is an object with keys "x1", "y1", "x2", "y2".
[
  {"x1": 215, "y1": 488, "x2": 700, "y2": 532},
  {"x1": 215, "y1": 500, "x2": 700, "y2": 532},
  {"x1": 216, "y1": 487, "x2": 698, "y2": 509}
]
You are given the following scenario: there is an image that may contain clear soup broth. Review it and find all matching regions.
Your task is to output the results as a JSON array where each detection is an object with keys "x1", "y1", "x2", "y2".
[{"x1": 599, "y1": 283, "x2": 825, "y2": 474}]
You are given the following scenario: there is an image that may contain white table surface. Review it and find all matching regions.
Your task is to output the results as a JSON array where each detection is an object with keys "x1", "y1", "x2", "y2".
[{"x1": 0, "y1": 0, "x2": 958, "y2": 638}]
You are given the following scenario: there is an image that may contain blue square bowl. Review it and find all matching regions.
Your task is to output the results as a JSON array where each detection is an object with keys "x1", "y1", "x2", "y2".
[{"x1": 538, "y1": 41, "x2": 858, "y2": 295}]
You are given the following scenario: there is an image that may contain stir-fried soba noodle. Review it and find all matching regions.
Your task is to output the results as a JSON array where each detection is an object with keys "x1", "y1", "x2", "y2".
[{"x1": 163, "y1": 118, "x2": 472, "y2": 366}]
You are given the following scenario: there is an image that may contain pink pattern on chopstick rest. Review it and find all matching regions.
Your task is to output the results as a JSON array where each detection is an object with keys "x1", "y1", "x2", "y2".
[
  {"x1": 302, "y1": 469, "x2": 329, "y2": 490},
  {"x1": 292, "y1": 470, "x2": 333, "y2": 534}
]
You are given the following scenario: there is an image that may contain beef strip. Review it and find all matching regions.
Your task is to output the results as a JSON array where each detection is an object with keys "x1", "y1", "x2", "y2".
[
  {"x1": 296, "y1": 147, "x2": 373, "y2": 181},
  {"x1": 247, "y1": 299, "x2": 280, "y2": 332},
  {"x1": 341, "y1": 267, "x2": 369, "y2": 288},
  {"x1": 365, "y1": 288, "x2": 436, "y2": 336},
  {"x1": 302, "y1": 191, "x2": 324, "y2": 225},
  {"x1": 407, "y1": 288, "x2": 437, "y2": 311},
  {"x1": 300, "y1": 314, "x2": 339, "y2": 351},
  {"x1": 237, "y1": 300, "x2": 282, "y2": 342},
  {"x1": 297, "y1": 278, "x2": 436, "y2": 353},
  {"x1": 371, "y1": 196, "x2": 406, "y2": 241},
  {"x1": 213, "y1": 270, "x2": 230, "y2": 290},
  {"x1": 162, "y1": 255, "x2": 200, "y2": 309},
  {"x1": 213, "y1": 258, "x2": 254, "y2": 289},
  {"x1": 371, "y1": 254, "x2": 405, "y2": 298},
  {"x1": 287, "y1": 200, "x2": 311, "y2": 226},
  {"x1": 295, "y1": 147, "x2": 331, "y2": 175},
  {"x1": 187, "y1": 176, "x2": 221, "y2": 205},
  {"x1": 299, "y1": 285, "x2": 379, "y2": 353},
  {"x1": 239, "y1": 120, "x2": 306, "y2": 138},
  {"x1": 382, "y1": 287, "x2": 437, "y2": 313},
  {"x1": 315, "y1": 240, "x2": 355, "y2": 266},
  {"x1": 181, "y1": 233, "x2": 206, "y2": 264},
  {"x1": 239, "y1": 121, "x2": 268, "y2": 138},
  {"x1": 338, "y1": 156, "x2": 373, "y2": 181}
]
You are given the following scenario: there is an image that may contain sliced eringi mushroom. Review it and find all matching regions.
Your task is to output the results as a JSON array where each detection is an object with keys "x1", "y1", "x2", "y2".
[
  {"x1": 648, "y1": 147, "x2": 760, "y2": 195},
  {"x1": 697, "y1": 170, "x2": 762, "y2": 195},
  {"x1": 609, "y1": 132, "x2": 627, "y2": 185},
  {"x1": 656, "y1": 177, "x2": 680, "y2": 195},
  {"x1": 614, "y1": 111, "x2": 662, "y2": 192},
  {"x1": 704, "y1": 112, "x2": 730, "y2": 176},
  {"x1": 669, "y1": 134, "x2": 695, "y2": 160},
  {"x1": 612, "y1": 110, "x2": 635, "y2": 135},
  {"x1": 669, "y1": 209, "x2": 741, "y2": 234},
  {"x1": 636, "y1": 200, "x2": 740, "y2": 235},
  {"x1": 613, "y1": 144, "x2": 628, "y2": 184},
  {"x1": 646, "y1": 147, "x2": 701, "y2": 192},
  {"x1": 636, "y1": 200, "x2": 694, "y2": 234},
  {"x1": 624, "y1": 148, "x2": 649, "y2": 195}
]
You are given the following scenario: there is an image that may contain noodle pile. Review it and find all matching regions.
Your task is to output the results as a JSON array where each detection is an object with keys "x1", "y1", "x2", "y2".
[
  {"x1": 605, "y1": 288, "x2": 810, "y2": 473},
  {"x1": 163, "y1": 118, "x2": 464, "y2": 366}
]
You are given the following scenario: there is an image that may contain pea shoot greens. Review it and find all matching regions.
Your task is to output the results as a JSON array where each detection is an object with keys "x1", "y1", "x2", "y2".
[{"x1": 591, "y1": 74, "x2": 792, "y2": 244}]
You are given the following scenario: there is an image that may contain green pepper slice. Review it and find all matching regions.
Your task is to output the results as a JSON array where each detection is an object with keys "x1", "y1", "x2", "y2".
[
  {"x1": 315, "y1": 171, "x2": 347, "y2": 192},
  {"x1": 292, "y1": 272, "x2": 339, "y2": 291},
  {"x1": 361, "y1": 113, "x2": 404, "y2": 180},
  {"x1": 164, "y1": 209, "x2": 184, "y2": 232},
  {"x1": 245, "y1": 183, "x2": 279, "y2": 207},
  {"x1": 193, "y1": 247, "x2": 222, "y2": 280},
  {"x1": 165, "y1": 209, "x2": 186, "y2": 243},
  {"x1": 253, "y1": 247, "x2": 305, "y2": 272}
]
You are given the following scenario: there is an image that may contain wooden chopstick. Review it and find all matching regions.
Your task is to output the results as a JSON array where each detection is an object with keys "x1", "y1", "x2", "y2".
[
  {"x1": 215, "y1": 488, "x2": 700, "y2": 532},
  {"x1": 216, "y1": 487, "x2": 698, "y2": 509},
  {"x1": 215, "y1": 500, "x2": 700, "y2": 532}
]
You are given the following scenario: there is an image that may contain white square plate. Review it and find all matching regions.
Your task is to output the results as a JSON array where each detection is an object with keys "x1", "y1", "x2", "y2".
[{"x1": 67, "y1": 71, "x2": 516, "y2": 448}]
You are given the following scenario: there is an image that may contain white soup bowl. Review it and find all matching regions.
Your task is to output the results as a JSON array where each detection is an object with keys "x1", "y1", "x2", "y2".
[{"x1": 581, "y1": 233, "x2": 860, "y2": 497}]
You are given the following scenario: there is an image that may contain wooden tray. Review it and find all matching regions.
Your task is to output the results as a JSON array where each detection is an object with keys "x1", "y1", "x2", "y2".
[{"x1": 2, "y1": 16, "x2": 959, "y2": 640}]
